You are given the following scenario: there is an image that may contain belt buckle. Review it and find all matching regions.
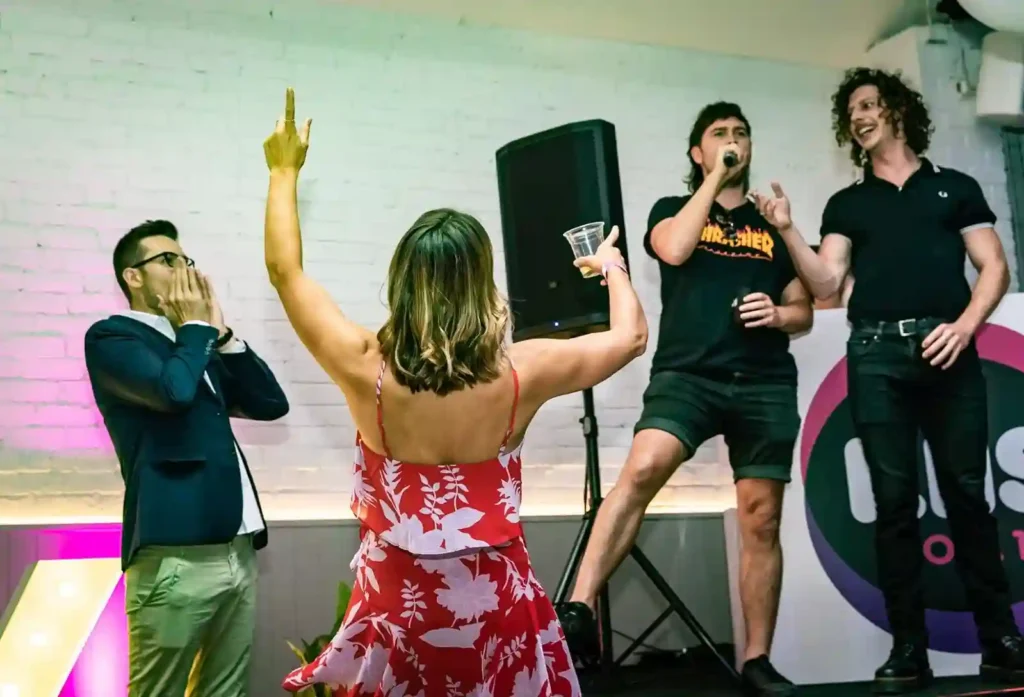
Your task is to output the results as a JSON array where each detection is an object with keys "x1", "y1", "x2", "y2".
[{"x1": 897, "y1": 319, "x2": 915, "y2": 337}]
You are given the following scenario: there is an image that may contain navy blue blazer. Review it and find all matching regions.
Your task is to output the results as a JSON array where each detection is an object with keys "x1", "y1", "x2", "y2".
[{"x1": 83, "y1": 315, "x2": 289, "y2": 570}]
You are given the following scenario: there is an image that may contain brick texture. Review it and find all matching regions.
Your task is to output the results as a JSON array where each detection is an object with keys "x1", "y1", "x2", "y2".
[
  {"x1": 917, "y1": 23, "x2": 1019, "y2": 287},
  {"x1": 0, "y1": 0, "x2": 1007, "y2": 520}
]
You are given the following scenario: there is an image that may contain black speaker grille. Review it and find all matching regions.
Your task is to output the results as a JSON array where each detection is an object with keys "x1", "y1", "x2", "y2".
[{"x1": 496, "y1": 120, "x2": 629, "y2": 341}]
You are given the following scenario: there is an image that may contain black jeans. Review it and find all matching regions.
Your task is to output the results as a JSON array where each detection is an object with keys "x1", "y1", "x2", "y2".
[{"x1": 847, "y1": 320, "x2": 1016, "y2": 646}]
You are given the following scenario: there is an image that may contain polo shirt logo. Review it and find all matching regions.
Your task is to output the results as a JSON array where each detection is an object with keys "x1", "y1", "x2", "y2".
[{"x1": 938, "y1": 191, "x2": 948, "y2": 198}]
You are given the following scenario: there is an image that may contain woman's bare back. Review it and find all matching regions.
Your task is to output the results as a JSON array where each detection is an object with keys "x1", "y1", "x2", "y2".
[{"x1": 351, "y1": 354, "x2": 527, "y2": 465}]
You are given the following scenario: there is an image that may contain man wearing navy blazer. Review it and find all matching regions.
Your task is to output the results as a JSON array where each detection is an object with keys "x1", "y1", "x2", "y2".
[{"x1": 84, "y1": 219, "x2": 289, "y2": 697}]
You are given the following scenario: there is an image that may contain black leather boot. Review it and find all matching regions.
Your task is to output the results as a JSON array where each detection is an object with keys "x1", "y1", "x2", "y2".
[
  {"x1": 980, "y1": 635, "x2": 1024, "y2": 683},
  {"x1": 741, "y1": 655, "x2": 796, "y2": 696},
  {"x1": 873, "y1": 642, "x2": 932, "y2": 694},
  {"x1": 554, "y1": 601, "x2": 600, "y2": 669}
]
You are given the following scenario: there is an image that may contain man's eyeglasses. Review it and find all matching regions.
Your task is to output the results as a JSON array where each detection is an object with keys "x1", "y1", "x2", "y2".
[{"x1": 130, "y1": 252, "x2": 195, "y2": 269}]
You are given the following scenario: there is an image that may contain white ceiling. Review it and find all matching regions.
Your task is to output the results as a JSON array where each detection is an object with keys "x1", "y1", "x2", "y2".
[{"x1": 329, "y1": 0, "x2": 933, "y2": 69}]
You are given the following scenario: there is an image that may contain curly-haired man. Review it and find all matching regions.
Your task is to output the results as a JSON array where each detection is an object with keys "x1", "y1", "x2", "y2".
[{"x1": 755, "y1": 68, "x2": 1024, "y2": 693}]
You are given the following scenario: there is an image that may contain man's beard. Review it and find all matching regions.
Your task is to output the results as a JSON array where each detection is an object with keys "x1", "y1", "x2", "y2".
[{"x1": 719, "y1": 166, "x2": 750, "y2": 191}]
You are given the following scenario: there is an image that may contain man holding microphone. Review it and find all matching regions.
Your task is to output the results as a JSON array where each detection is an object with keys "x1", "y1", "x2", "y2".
[{"x1": 558, "y1": 101, "x2": 812, "y2": 697}]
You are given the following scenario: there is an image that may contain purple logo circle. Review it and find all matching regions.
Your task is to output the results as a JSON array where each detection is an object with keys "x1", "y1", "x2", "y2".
[{"x1": 800, "y1": 323, "x2": 1024, "y2": 653}]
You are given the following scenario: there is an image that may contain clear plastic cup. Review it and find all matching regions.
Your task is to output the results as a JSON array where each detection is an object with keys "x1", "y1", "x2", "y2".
[{"x1": 563, "y1": 221, "x2": 605, "y2": 278}]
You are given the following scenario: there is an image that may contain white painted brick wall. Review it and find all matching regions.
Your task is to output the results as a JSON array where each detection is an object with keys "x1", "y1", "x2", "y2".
[
  {"x1": 916, "y1": 23, "x2": 1019, "y2": 287},
  {"x1": 0, "y1": 0, "x2": 1002, "y2": 521}
]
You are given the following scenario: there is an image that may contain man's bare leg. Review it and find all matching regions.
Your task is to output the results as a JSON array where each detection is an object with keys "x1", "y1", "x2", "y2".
[
  {"x1": 735, "y1": 478, "x2": 785, "y2": 661},
  {"x1": 568, "y1": 429, "x2": 687, "y2": 611}
]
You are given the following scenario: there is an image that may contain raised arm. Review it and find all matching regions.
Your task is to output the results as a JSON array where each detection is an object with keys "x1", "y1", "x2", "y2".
[
  {"x1": 751, "y1": 183, "x2": 852, "y2": 300},
  {"x1": 648, "y1": 144, "x2": 739, "y2": 265},
  {"x1": 262, "y1": 88, "x2": 376, "y2": 387},
  {"x1": 512, "y1": 226, "x2": 648, "y2": 403},
  {"x1": 783, "y1": 232, "x2": 851, "y2": 301}
]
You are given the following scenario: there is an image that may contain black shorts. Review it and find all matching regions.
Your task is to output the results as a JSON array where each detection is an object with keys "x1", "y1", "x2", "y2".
[{"x1": 634, "y1": 370, "x2": 800, "y2": 482}]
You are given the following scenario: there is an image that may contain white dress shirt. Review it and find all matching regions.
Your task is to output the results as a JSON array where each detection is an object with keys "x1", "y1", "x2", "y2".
[{"x1": 118, "y1": 310, "x2": 266, "y2": 537}]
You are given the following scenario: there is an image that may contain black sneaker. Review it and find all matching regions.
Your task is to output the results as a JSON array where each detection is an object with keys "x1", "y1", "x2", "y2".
[
  {"x1": 980, "y1": 635, "x2": 1024, "y2": 683},
  {"x1": 554, "y1": 601, "x2": 600, "y2": 669},
  {"x1": 873, "y1": 642, "x2": 932, "y2": 694},
  {"x1": 741, "y1": 655, "x2": 796, "y2": 697}
]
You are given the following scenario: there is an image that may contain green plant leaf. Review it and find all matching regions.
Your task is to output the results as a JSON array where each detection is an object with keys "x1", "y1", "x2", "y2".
[
  {"x1": 286, "y1": 640, "x2": 308, "y2": 665},
  {"x1": 285, "y1": 577, "x2": 357, "y2": 690},
  {"x1": 301, "y1": 634, "x2": 331, "y2": 663}
]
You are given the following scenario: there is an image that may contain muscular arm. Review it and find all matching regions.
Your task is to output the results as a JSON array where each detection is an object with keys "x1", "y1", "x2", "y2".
[
  {"x1": 774, "y1": 277, "x2": 813, "y2": 334},
  {"x1": 777, "y1": 226, "x2": 851, "y2": 300},
  {"x1": 648, "y1": 170, "x2": 726, "y2": 265},
  {"x1": 959, "y1": 227, "x2": 1010, "y2": 333}
]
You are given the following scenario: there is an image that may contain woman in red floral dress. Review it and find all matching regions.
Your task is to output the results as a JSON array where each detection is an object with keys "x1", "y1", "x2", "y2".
[{"x1": 262, "y1": 89, "x2": 647, "y2": 697}]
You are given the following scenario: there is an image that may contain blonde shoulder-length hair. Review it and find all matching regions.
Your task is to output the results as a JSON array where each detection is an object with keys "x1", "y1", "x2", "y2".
[{"x1": 377, "y1": 208, "x2": 511, "y2": 396}]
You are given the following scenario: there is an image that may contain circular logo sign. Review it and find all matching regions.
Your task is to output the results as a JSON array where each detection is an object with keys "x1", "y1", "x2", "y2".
[{"x1": 800, "y1": 324, "x2": 1024, "y2": 654}]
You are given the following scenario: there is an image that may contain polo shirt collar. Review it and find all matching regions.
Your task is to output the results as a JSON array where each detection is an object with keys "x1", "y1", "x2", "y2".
[{"x1": 859, "y1": 157, "x2": 941, "y2": 185}]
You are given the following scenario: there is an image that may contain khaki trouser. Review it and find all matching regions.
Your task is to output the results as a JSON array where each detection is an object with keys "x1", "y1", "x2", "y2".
[{"x1": 125, "y1": 535, "x2": 258, "y2": 697}]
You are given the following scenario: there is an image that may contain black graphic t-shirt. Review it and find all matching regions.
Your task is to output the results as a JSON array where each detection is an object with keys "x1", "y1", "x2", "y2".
[{"x1": 643, "y1": 195, "x2": 798, "y2": 382}]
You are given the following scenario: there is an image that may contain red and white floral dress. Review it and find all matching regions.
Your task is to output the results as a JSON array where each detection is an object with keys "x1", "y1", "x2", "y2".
[{"x1": 282, "y1": 362, "x2": 581, "y2": 697}]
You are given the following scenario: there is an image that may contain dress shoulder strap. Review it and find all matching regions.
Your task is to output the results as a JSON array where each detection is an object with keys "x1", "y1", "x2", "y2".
[
  {"x1": 375, "y1": 359, "x2": 392, "y2": 458},
  {"x1": 498, "y1": 360, "x2": 520, "y2": 455}
]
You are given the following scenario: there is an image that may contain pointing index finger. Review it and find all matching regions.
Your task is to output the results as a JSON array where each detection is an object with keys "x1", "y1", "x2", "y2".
[{"x1": 285, "y1": 87, "x2": 296, "y2": 122}]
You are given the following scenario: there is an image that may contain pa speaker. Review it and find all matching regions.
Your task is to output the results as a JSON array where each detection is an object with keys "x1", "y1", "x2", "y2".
[{"x1": 496, "y1": 119, "x2": 629, "y2": 342}]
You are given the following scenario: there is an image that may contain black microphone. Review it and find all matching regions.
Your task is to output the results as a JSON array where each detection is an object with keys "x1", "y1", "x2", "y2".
[{"x1": 723, "y1": 151, "x2": 738, "y2": 167}]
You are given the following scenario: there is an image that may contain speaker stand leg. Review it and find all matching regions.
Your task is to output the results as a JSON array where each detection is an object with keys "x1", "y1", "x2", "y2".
[
  {"x1": 552, "y1": 390, "x2": 741, "y2": 685},
  {"x1": 553, "y1": 389, "x2": 614, "y2": 669},
  {"x1": 628, "y1": 543, "x2": 741, "y2": 682}
]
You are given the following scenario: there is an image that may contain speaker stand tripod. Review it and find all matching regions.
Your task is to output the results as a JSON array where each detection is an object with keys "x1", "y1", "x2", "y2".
[{"x1": 552, "y1": 388, "x2": 741, "y2": 684}]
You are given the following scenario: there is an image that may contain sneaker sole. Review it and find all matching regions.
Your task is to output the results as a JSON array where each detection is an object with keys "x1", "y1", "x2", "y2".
[{"x1": 872, "y1": 670, "x2": 933, "y2": 694}]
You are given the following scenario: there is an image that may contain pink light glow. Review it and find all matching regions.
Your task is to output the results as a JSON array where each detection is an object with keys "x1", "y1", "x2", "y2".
[
  {"x1": 10, "y1": 524, "x2": 128, "y2": 696},
  {"x1": 60, "y1": 577, "x2": 128, "y2": 697}
]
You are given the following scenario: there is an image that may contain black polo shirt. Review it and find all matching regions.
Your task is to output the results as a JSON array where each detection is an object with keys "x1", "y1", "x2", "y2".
[
  {"x1": 820, "y1": 158, "x2": 996, "y2": 323},
  {"x1": 644, "y1": 195, "x2": 798, "y2": 382}
]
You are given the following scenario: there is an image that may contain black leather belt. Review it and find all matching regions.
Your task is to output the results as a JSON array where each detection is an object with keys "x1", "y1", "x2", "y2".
[{"x1": 851, "y1": 317, "x2": 945, "y2": 338}]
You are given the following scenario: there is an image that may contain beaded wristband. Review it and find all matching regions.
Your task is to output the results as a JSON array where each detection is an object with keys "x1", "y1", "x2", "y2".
[{"x1": 601, "y1": 261, "x2": 629, "y2": 279}]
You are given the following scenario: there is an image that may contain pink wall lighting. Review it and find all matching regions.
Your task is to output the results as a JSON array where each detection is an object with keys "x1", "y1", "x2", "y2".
[{"x1": 2, "y1": 524, "x2": 128, "y2": 697}]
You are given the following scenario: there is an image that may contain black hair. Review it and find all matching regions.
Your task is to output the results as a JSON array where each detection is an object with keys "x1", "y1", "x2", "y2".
[
  {"x1": 686, "y1": 101, "x2": 752, "y2": 193},
  {"x1": 830, "y1": 67, "x2": 933, "y2": 168},
  {"x1": 112, "y1": 220, "x2": 179, "y2": 300}
]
